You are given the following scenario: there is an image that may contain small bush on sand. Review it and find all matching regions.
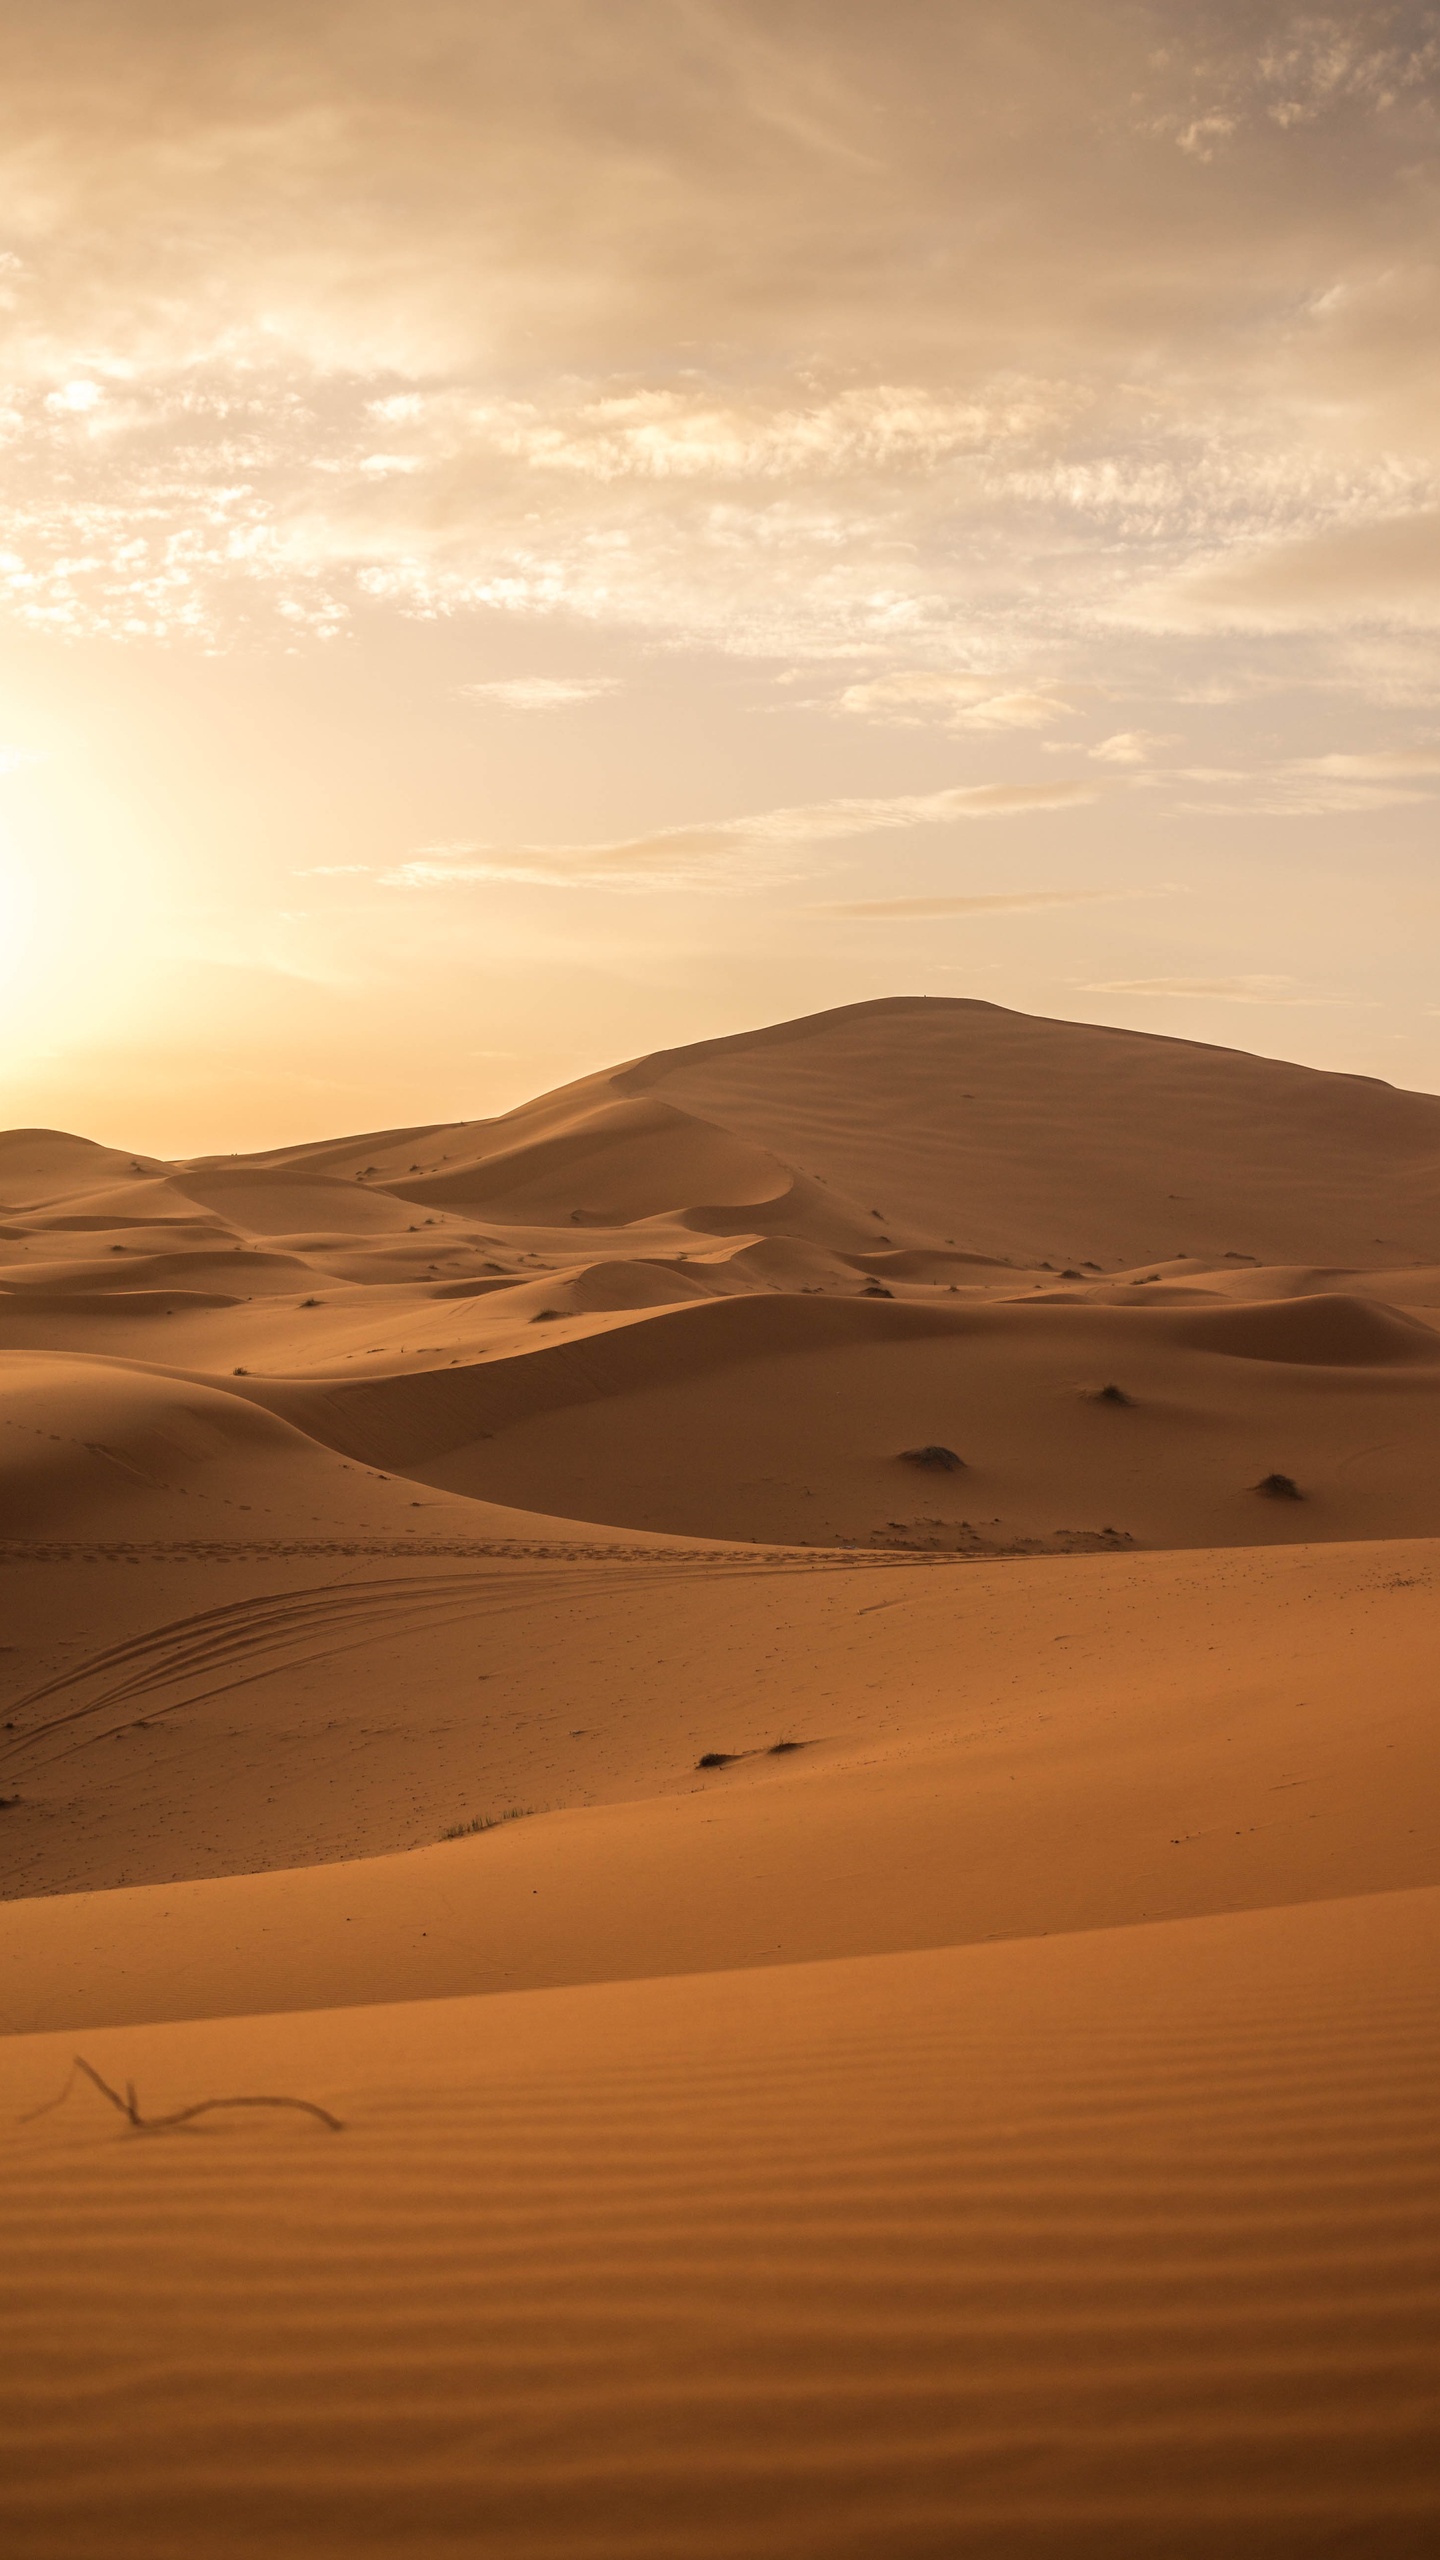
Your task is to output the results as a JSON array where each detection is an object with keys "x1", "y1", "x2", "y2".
[
  {"x1": 440, "y1": 1806, "x2": 535, "y2": 1842},
  {"x1": 1252, "y1": 1472, "x2": 1303, "y2": 1500}
]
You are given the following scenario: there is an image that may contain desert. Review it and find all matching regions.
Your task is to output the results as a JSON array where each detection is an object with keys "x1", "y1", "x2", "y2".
[
  {"x1": 6, "y1": 4, "x2": 1440, "y2": 2550},
  {"x1": 2, "y1": 993, "x2": 1439, "y2": 2556}
]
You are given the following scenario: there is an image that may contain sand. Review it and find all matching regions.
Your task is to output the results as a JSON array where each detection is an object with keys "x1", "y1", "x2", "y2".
[{"x1": 3, "y1": 996, "x2": 1439, "y2": 2553}]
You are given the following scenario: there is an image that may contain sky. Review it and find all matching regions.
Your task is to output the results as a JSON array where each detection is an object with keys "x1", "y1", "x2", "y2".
[{"x1": 2, "y1": 0, "x2": 1440, "y2": 1153}]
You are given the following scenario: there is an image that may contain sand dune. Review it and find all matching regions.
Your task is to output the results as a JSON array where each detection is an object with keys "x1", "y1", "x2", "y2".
[
  {"x1": 228, "y1": 1287, "x2": 1440, "y2": 1550},
  {"x1": 0, "y1": 1350, "x2": 618, "y2": 1548},
  {"x1": 7, "y1": 998, "x2": 1440, "y2": 1557},
  {"x1": 632, "y1": 994, "x2": 1440, "y2": 1264},
  {"x1": 4, "y1": 1531, "x2": 1438, "y2": 2005},
  {"x1": 1, "y1": 1889, "x2": 1436, "y2": 2559},
  {"x1": 5, "y1": 998, "x2": 1440, "y2": 2551}
]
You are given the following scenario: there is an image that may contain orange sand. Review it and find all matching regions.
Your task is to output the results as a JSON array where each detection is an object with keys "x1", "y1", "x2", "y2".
[{"x1": 3, "y1": 998, "x2": 1439, "y2": 2553}]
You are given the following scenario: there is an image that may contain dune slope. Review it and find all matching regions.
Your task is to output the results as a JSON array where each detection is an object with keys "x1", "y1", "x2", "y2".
[
  {"x1": 2, "y1": 1887, "x2": 1437, "y2": 2560},
  {"x1": 632, "y1": 994, "x2": 1440, "y2": 1265}
]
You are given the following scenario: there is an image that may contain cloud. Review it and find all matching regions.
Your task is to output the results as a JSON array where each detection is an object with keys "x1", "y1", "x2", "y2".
[
  {"x1": 296, "y1": 862, "x2": 373, "y2": 876},
  {"x1": 1175, "y1": 754, "x2": 1440, "y2": 814},
  {"x1": 1289, "y1": 747, "x2": 1440, "y2": 777},
  {"x1": 1153, "y1": 512, "x2": 1440, "y2": 634},
  {"x1": 384, "y1": 776, "x2": 1102, "y2": 891},
  {"x1": 1088, "y1": 730, "x2": 1180, "y2": 764},
  {"x1": 458, "y1": 675, "x2": 622, "y2": 709},
  {"x1": 813, "y1": 888, "x2": 1121, "y2": 919},
  {"x1": 1, "y1": 3, "x2": 1438, "y2": 677},
  {"x1": 1147, "y1": 16, "x2": 1440, "y2": 158},
  {"x1": 836, "y1": 672, "x2": 1073, "y2": 730},
  {"x1": 1082, "y1": 974, "x2": 1362, "y2": 1006}
]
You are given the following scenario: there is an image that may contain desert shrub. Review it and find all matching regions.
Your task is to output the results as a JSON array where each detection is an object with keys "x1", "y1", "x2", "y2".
[{"x1": 439, "y1": 1806, "x2": 535, "y2": 1841}]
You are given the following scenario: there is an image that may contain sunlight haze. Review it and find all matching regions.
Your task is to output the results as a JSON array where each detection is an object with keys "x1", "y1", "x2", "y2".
[{"x1": 2, "y1": 1, "x2": 1438, "y2": 1143}]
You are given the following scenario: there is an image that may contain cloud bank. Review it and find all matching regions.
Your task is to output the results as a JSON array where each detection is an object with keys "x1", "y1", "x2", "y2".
[
  {"x1": 0, "y1": 0, "x2": 1437, "y2": 695},
  {"x1": 383, "y1": 777, "x2": 1102, "y2": 892}
]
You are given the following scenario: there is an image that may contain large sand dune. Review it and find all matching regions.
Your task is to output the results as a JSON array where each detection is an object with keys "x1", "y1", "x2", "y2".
[{"x1": 3, "y1": 998, "x2": 1439, "y2": 2552}]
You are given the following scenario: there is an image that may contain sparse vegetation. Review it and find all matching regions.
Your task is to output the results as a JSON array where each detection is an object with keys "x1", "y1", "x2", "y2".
[
  {"x1": 439, "y1": 1805, "x2": 535, "y2": 1841},
  {"x1": 1253, "y1": 1472, "x2": 1303, "y2": 1500},
  {"x1": 699, "y1": 1740, "x2": 811, "y2": 1768},
  {"x1": 1093, "y1": 1383, "x2": 1134, "y2": 1406},
  {"x1": 899, "y1": 1444, "x2": 964, "y2": 1471}
]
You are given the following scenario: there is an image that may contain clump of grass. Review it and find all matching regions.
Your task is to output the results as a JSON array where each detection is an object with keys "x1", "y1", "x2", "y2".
[
  {"x1": 439, "y1": 1805, "x2": 535, "y2": 1842},
  {"x1": 1093, "y1": 1383, "x2": 1134, "y2": 1406},
  {"x1": 1252, "y1": 1471, "x2": 1303, "y2": 1500},
  {"x1": 696, "y1": 1750, "x2": 738, "y2": 1769}
]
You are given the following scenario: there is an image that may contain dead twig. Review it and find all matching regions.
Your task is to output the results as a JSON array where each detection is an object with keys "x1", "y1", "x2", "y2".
[{"x1": 20, "y1": 2054, "x2": 344, "y2": 2133}]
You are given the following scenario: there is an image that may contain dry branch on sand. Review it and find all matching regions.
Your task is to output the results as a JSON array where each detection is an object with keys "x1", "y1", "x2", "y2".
[
  {"x1": 697, "y1": 1740, "x2": 811, "y2": 1769},
  {"x1": 20, "y1": 2055, "x2": 344, "y2": 2133}
]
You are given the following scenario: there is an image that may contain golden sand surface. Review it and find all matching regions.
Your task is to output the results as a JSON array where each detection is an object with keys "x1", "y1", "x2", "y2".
[{"x1": 3, "y1": 999, "x2": 1439, "y2": 2552}]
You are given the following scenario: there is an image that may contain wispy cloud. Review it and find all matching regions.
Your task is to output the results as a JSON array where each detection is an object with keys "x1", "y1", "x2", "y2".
[
  {"x1": 814, "y1": 888, "x2": 1121, "y2": 920},
  {"x1": 835, "y1": 672, "x2": 1073, "y2": 731},
  {"x1": 1290, "y1": 748, "x2": 1440, "y2": 778},
  {"x1": 458, "y1": 676, "x2": 622, "y2": 710},
  {"x1": 1142, "y1": 513, "x2": 1440, "y2": 636},
  {"x1": 383, "y1": 778, "x2": 1103, "y2": 891},
  {"x1": 1083, "y1": 974, "x2": 1365, "y2": 1007},
  {"x1": 1088, "y1": 730, "x2": 1181, "y2": 764}
]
